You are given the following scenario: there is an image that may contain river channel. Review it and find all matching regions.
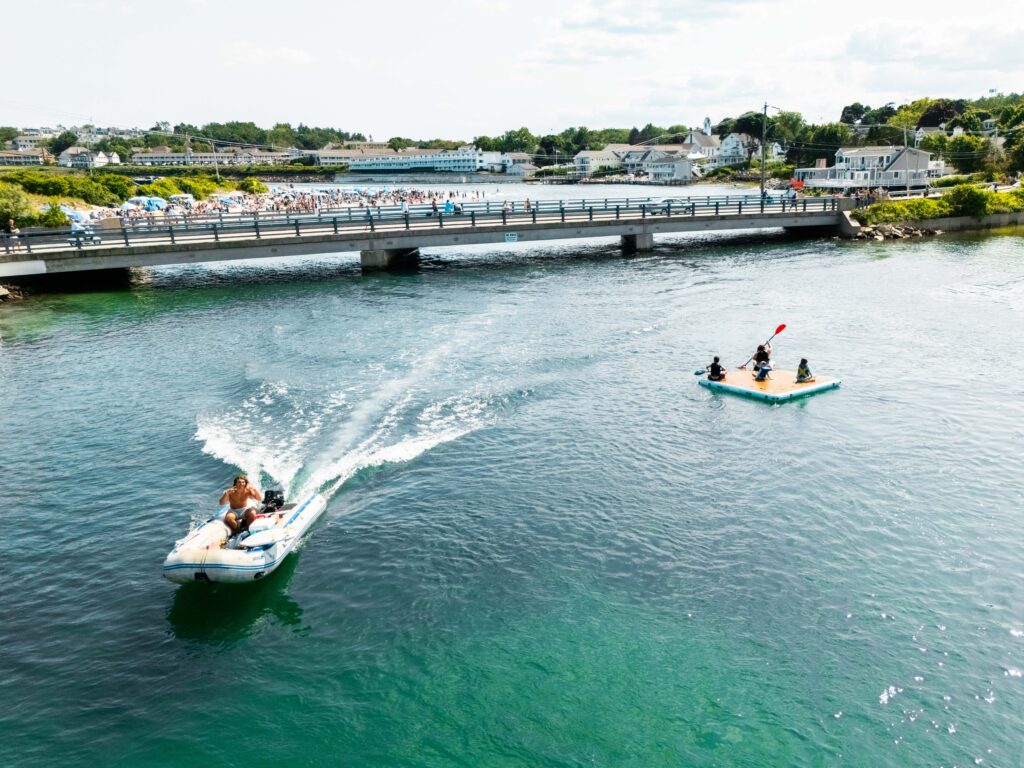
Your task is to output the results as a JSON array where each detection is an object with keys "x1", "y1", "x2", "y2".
[{"x1": 1, "y1": 182, "x2": 1022, "y2": 766}]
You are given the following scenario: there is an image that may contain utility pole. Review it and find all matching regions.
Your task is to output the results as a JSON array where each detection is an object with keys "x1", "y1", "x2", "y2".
[
  {"x1": 903, "y1": 127, "x2": 910, "y2": 198},
  {"x1": 760, "y1": 102, "x2": 767, "y2": 201},
  {"x1": 209, "y1": 138, "x2": 220, "y2": 181}
]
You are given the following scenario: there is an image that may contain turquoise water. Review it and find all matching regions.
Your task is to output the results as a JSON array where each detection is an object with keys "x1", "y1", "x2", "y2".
[{"x1": 2, "y1": 214, "x2": 1024, "y2": 766}]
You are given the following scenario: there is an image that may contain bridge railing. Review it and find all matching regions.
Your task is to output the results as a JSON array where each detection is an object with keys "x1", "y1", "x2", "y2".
[
  {"x1": 116, "y1": 193, "x2": 809, "y2": 232},
  {"x1": 2, "y1": 197, "x2": 839, "y2": 256}
]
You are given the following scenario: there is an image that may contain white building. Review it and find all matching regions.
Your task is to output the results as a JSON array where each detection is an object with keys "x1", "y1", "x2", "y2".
[
  {"x1": 682, "y1": 130, "x2": 721, "y2": 160},
  {"x1": 716, "y1": 133, "x2": 756, "y2": 166},
  {"x1": 347, "y1": 146, "x2": 508, "y2": 173},
  {"x1": 13, "y1": 135, "x2": 48, "y2": 151},
  {"x1": 794, "y1": 146, "x2": 941, "y2": 190},
  {"x1": 0, "y1": 149, "x2": 48, "y2": 166},
  {"x1": 131, "y1": 147, "x2": 290, "y2": 166},
  {"x1": 644, "y1": 156, "x2": 694, "y2": 182},
  {"x1": 573, "y1": 150, "x2": 622, "y2": 177},
  {"x1": 59, "y1": 147, "x2": 118, "y2": 168}
]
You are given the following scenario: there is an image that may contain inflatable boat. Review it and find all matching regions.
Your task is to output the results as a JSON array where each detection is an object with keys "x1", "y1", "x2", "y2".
[
  {"x1": 699, "y1": 369, "x2": 841, "y2": 403},
  {"x1": 162, "y1": 488, "x2": 327, "y2": 584}
]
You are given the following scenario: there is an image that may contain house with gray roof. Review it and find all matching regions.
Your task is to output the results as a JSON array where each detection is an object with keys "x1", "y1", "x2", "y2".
[{"x1": 794, "y1": 146, "x2": 944, "y2": 190}]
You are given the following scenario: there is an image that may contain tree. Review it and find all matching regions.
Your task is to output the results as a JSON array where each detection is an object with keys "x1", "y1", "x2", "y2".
[
  {"x1": 772, "y1": 111, "x2": 806, "y2": 142},
  {"x1": 0, "y1": 127, "x2": 19, "y2": 144},
  {"x1": 266, "y1": 122, "x2": 298, "y2": 148},
  {"x1": 917, "y1": 132, "x2": 948, "y2": 158},
  {"x1": 713, "y1": 117, "x2": 736, "y2": 137},
  {"x1": 473, "y1": 135, "x2": 497, "y2": 151},
  {"x1": 733, "y1": 111, "x2": 768, "y2": 138},
  {"x1": 863, "y1": 103, "x2": 897, "y2": 125},
  {"x1": 627, "y1": 127, "x2": 641, "y2": 145},
  {"x1": 947, "y1": 109, "x2": 982, "y2": 132},
  {"x1": 387, "y1": 137, "x2": 413, "y2": 151},
  {"x1": 0, "y1": 181, "x2": 34, "y2": 225},
  {"x1": 917, "y1": 98, "x2": 965, "y2": 128},
  {"x1": 637, "y1": 123, "x2": 664, "y2": 143},
  {"x1": 497, "y1": 127, "x2": 537, "y2": 153},
  {"x1": 946, "y1": 134, "x2": 988, "y2": 173},
  {"x1": 49, "y1": 131, "x2": 79, "y2": 156},
  {"x1": 888, "y1": 99, "x2": 934, "y2": 130},
  {"x1": 840, "y1": 102, "x2": 868, "y2": 124}
]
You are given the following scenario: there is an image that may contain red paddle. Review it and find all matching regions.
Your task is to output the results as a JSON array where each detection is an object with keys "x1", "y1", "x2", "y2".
[{"x1": 738, "y1": 323, "x2": 786, "y2": 369}]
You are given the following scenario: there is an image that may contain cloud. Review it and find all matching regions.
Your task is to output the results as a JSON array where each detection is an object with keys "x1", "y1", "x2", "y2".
[{"x1": 223, "y1": 42, "x2": 316, "y2": 68}]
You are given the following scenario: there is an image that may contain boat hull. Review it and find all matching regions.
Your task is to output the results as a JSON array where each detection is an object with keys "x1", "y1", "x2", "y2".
[{"x1": 162, "y1": 493, "x2": 327, "y2": 584}]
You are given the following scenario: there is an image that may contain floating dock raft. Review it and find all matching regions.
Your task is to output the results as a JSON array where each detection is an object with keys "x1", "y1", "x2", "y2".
[{"x1": 698, "y1": 369, "x2": 841, "y2": 403}]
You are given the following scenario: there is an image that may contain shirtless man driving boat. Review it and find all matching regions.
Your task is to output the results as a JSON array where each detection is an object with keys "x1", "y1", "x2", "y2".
[{"x1": 219, "y1": 475, "x2": 262, "y2": 535}]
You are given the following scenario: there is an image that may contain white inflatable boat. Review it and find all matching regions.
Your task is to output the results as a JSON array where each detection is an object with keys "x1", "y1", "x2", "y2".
[{"x1": 163, "y1": 489, "x2": 327, "y2": 584}]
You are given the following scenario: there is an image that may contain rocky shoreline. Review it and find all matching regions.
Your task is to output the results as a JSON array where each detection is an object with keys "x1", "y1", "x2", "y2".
[
  {"x1": 0, "y1": 284, "x2": 27, "y2": 302},
  {"x1": 852, "y1": 223, "x2": 943, "y2": 241}
]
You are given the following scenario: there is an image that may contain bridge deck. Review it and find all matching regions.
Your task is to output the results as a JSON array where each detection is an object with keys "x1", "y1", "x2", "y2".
[{"x1": 1, "y1": 197, "x2": 843, "y2": 277}]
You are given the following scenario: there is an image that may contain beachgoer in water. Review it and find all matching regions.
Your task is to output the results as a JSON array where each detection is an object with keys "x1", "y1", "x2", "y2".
[
  {"x1": 796, "y1": 358, "x2": 815, "y2": 383},
  {"x1": 707, "y1": 356, "x2": 726, "y2": 381},
  {"x1": 219, "y1": 475, "x2": 262, "y2": 535}
]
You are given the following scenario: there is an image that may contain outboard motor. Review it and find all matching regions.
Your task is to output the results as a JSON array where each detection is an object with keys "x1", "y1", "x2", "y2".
[{"x1": 263, "y1": 487, "x2": 285, "y2": 512}]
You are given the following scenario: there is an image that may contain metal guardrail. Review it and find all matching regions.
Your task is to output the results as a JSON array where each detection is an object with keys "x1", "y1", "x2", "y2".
[{"x1": 2, "y1": 196, "x2": 839, "y2": 257}]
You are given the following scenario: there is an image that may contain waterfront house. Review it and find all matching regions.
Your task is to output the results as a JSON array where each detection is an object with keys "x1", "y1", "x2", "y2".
[
  {"x1": 59, "y1": 147, "x2": 117, "y2": 169},
  {"x1": 682, "y1": 130, "x2": 721, "y2": 161},
  {"x1": 345, "y1": 146, "x2": 509, "y2": 173},
  {"x1": 794, "y1": 146, "x2": 939, "y2": 190},
  {"x1": 506, "y1": 162, "x2": 538, "y2": 179},
  {"x1": 505, "y1": 152, "x2": 533, "y2": 166},
  {"x1": 573, "y1": 150, "x2": 622, "y2": 177},
  {"x1": 644, "y1": 156, "x2": 694, "y2": 183},
  {"x1": 716, "y1": 133, "x2": 756, "y2": 166},
  {"x1": 313, "y1": 148, "x2": 392, "y2": 167},
  {"x1": 0, "y1": 148, "x2": 49, "y2": 166}
]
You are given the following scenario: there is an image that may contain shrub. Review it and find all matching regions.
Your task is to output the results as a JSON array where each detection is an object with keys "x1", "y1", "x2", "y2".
[
  {"x1": 943, "y1": 184, "x2": 991, "y2": 218},
  {"x1": 0, "y1": 181, "x2": 34, "y2": 225},
  {"x1": 94, "y1": 173, "x2": 136, "y2": 201},
  {"x1": 237, "y1": 177, "x2": 268, "y2": 194},
  {"x1": 851, "y1": 197, "x2": 950, "y2": 225},
  {"x1": 175, "y1": 175, "x2": 219, "y2": 200},
  {"x1": 37, "y1": 202, "x2": 69, "y2": 228},
  {"x1": 139, "y1": 177, "x2": 182, "y2": 199}
]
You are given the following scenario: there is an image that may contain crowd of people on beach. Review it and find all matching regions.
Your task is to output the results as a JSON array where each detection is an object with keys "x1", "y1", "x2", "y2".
[{"x1": 111, "y1": 186, "x2": 495, "y2": 226}]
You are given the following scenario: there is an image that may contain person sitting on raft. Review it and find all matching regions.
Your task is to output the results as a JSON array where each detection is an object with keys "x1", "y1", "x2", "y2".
[
  {"x1": 796, "y1": 358, "x2": 815, "y2": 383},
  {"x1": 706, "y1": 356, "x2": 726, "y2": 381},
  {"x1": 219, "y1": 474, "x2": 262, "y2": 535},
  {"x1": 752, "y1": 343, "x2": 772, "y2": 381}
]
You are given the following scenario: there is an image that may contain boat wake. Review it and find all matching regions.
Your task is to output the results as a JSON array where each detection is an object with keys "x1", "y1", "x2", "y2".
[{"x1": 194, "y1": 371, "x2": 498, "y2": 507}]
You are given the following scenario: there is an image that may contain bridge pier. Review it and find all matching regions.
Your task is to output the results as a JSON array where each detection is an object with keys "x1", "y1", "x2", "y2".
[
  {"x1": 360, "y1": 247, "x2": 420, "y2": 272},
  {"x1": 620, "y1": 233, "x2": 654, "y2": 253}
]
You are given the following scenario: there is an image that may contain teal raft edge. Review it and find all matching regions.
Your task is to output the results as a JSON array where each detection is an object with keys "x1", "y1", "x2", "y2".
[{"x1": 698, "y1": 378, "x2": 841, "y2": 403}]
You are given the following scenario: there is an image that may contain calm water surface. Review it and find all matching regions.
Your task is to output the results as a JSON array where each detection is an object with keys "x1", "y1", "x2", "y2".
[{"x1": 2, "y1": 189, "x2": 1023, "y2": 767}]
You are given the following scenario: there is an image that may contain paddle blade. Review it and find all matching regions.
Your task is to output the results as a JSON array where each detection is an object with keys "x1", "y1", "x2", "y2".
[
  {"x1": 775, "y1": 323, "x2": 787, "y2": 335},
  {"x1": 694, "y1": 369, "x2": 706, "y2": 375}
]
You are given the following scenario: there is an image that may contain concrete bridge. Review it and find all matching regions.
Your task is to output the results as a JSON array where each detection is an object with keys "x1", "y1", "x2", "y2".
[{"x1": 0, "y1": 195, "x2": 848, "y2": 278}]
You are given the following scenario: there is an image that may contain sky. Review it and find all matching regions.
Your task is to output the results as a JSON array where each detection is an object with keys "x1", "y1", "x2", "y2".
[{"x1": 2, "y1": 0, "x2": 1020, "y2": 140}]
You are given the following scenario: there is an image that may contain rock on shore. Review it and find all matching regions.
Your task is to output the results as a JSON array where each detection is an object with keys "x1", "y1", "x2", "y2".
[
  {"x1": 855, "y1": 224, "x2": 942, "y2": 241},
  {"x1": 0, "y1": 284, "x2": 26, "y2": 302}
]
